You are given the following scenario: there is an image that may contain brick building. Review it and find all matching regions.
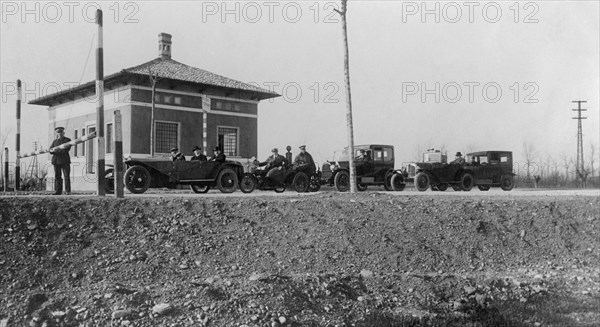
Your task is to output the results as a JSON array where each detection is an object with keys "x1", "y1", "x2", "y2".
[{"x1": 30, "y1": 33, "x2": 279, "y2": 191}]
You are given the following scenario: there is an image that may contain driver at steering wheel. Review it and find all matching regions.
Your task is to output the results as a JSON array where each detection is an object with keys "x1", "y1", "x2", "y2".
[
  {"x1": 293, "y1": 145, "x2": 316, "y2": 175},
  {"x1": 256, "y1": 148, "x2": 288, "y2": 178}
]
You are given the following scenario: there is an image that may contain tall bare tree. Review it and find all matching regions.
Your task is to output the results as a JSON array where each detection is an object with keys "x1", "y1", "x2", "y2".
[
  {"x1": 588, "y1": 142, "x2": 597, "y2": 182},
  {"x1": 561, "y1": 153, "x2": 572, "y2": 185},
  {"x1": 522, "y1": 142, "x2": 537, "y2": 181},
  {"x1": 335, "y1": 0, "x2": 357, "y2": 193}
]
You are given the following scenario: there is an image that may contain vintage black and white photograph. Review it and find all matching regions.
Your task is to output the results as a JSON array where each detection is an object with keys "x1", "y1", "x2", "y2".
[{"x1": 1, "y1": 0, "x2": 599, "y2": 326}]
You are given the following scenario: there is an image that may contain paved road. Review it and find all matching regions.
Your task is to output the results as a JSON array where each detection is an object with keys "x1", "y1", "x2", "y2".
[{"x1": 2, "y1": 187, "x2": 598, "y2": 198}]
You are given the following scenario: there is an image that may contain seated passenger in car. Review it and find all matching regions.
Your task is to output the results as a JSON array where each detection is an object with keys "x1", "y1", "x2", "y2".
[
  {"x1": 451, "y1": 152, "x2": 465, "y2": 165},
  {"x1": 208, "y1": 146, "x2": 226, "y2": 163},
  {"x1": 170, "y1": 147, "x2": 186, "y2": 162}
]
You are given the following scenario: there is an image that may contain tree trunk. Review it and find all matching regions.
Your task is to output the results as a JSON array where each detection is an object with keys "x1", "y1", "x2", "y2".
[{"x1": 338, "y1": 0, "x2": 357, "y2": 193}]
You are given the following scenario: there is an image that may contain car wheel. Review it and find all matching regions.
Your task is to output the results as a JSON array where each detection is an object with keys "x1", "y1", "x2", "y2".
[
  {"x1": 357, "y1": 183, "x2": 368, "y2": 192},
  {"x1": 308, "y1": 176, "x2": 321, "y2": 192},
  {"x1": 217, "y1": 168, "x2": 238, "y2": 193},
  {"x1": 293, "y1": 172, "x2": 310, "y2": 193},
  {"x1": 461, "y1": 173, "x2": 474, "y2": 191},
  {"x1": 124, "y1": 165, "x2": 151, "y2": 194},
  {"x1": 240, "y1": 173, "x2": 257, "y2": 193},
  {"x1": 384, "y1": 172, "x2": 394, "y2": 191},
  {"x1": 105, "y1": 168, "x2": 115, "y2": 193},
  {"x1": 500, "y1": 174, "x2": 514, "y2": 191},
  {"x1": 190, "y1": 183, "x2": 210, "y2": 194},
  {"x1": 274, "y1": 185, "x2": 286, "y2": 193},
  {"x1": 437, "y1": 183, "x2": 448, "y2": 191},
  {"x1": 477, "y1": 185, "x2": 491, "y2": 191},
  {"x1": 414, "y1": 172, "x2": 430, "y2": 192},
  {"x1": 391, "y1": 173, "x2": 406, "y2": 191},
  {"x1": 334, "y1": 171, "x2": 350, "y2": 192}
]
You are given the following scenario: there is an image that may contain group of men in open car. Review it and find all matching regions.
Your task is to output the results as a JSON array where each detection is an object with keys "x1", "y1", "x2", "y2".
[
  {"x1": 170, "y1": 146, "x2": 226, "y2": 163},
  {"x1": 252, "y1": 145, "x2": 316, "y2": 185}
]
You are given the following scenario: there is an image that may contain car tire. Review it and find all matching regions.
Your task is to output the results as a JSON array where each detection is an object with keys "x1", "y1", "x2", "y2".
[
  {"x1": 357, "y1": 183, "x2": 368, "y2": 192},
  {"x1": 334, "y1": 171, "x2": 350, "y2": 192},
  {"x1": 384, "y1": 172, "x2": 394, "y2": 191},
  {"x1": 124, "y1": 165, "x2": 151, "y2": 194},
  {"x1": 274, "y1": 184, "x2": 286, "y2": 193},
  {"x1": 105, "y1": 168, "x2": 115, "y2": 193},
  {"x1": 477, "y1": 185, "x2": 491, "y2": 191},
  {"x1": 217, "y1": 168, "x2": 238, "y2": 193},
  {"x1": 293, "y1": 172, "x2": 310, "y2": 193},
  {"x1": 414, "y1": 172, "x2": 430, "y2": 192},
  {"x1": 239, "y1": 173, "x2": 257, "y2": 193},
  {"x1": 391, "y1": 173, "x2": 406, "y2": 191},
  {"x1": 308, "y1": 176, "x2": 321, "y2": 192},
  {"x1": 437, "y1": 183, "x2": 448, "y2": 191},
  {"x1": 500, "y1": 174, "x2": 514, "y2": 191},
  {"x1": 460, "y1": 173, "x2": 474, "y2": 191},
  {"x1": 190, "y1": 184, "x2": 210, "y2": 194}
]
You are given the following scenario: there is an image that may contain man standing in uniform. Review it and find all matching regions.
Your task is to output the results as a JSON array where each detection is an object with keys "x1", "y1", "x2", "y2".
[
  {"x1": 293, "y1": 145, "x2": 316, "y2": 175},
  {"x1": 49, "y1": 127, "x2": 72, "y2": 195},
  {"x1": 191, "y1": 146, "x2": 207, "y2": 162}
]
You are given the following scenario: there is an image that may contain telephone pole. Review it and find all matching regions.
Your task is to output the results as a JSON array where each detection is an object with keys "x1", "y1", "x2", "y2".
[{"x1": 572, "y1": 100, "x2": 587, "y2": 187}]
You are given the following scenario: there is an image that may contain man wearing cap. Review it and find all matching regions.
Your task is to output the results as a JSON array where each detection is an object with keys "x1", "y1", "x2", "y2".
[
  {"x1": 170, "y1": 147, "x2": 186, "y2": 162},
  {"x1": 49, "y1": 127, "x2": 72, "y2": 195},
  {"x1": 293, "y1": 145, "x2": 316, "y2": 175},
  {"x1": 208, "y1": 146, "x2": 226, "y2": 163},
  {"x1": 451, "y1": 152, "x2": 465, "y2": 165},
  {"x1": 191, "y1": 146, "x2": 207, "y2": 162},
  {"x1": 258, "y1": 148, "x2": 288, "y2": 183},
  {"x1": 258, "y1": 148, "x2": 287, "y2": 175}
]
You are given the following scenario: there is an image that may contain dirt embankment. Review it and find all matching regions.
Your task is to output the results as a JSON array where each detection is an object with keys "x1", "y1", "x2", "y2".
[{"x1": 1, "y1": 193, "x2": 599, "y2": 326}]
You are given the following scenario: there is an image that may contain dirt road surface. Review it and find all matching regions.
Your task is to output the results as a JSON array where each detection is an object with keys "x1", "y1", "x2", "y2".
[{"x1": 1, "y1": 189, "x2": 598, "y2": 326}]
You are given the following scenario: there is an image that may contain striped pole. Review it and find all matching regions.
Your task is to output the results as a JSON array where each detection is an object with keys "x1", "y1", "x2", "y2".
[
  {"x1": 15, "y1": 79, "x2": 21, "y2": 191},
  {"x1": 202, "y1": 96, "x2": 210, "y2": 155},
  {"x1": 19, "y1": 132, "x2": 96, "y2": 158},
  {"x1": 3, "y1": 148, "x2": 8, "y2": 192},
  {"x1": 96, "y1": 9, "x2": 106, "y2": 196},
  {"x1": 113, "y1": 110, "x2": 124, "y2": 198}
]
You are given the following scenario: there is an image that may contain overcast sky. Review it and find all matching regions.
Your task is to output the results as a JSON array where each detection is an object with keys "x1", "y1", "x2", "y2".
[{"x1": 1, "y1": 0, "x2": 599, "y2": 170}]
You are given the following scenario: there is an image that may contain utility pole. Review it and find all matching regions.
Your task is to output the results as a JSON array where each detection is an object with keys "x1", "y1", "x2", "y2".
[
  {"x1": 335, "y1": 0, "x2": 357, "y2": 193},
  {"x1": 149, "y1": 68, "x2": 159, "y2": 157},
  {"x1": 572, "y1": 100, "x2": 587, "y2": 188}
]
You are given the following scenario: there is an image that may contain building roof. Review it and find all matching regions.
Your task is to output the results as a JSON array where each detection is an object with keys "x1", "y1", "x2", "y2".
[{"x1": 29, "y1": 57, "x2": 280, "y2": 106}]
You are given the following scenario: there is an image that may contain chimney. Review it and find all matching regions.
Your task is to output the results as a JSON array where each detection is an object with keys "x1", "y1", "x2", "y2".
[{"x1": 158, "y1": 33, "x2": 172, "y2": 59}]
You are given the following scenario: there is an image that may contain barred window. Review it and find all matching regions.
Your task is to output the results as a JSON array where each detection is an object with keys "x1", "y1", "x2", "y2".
[
  {"x1": 217, "y1": 127, "x2": 238, "y2": 157},
  {"x1": 106, "y1": 123, "x2": 113, "y2": 154},
  {"x1": 155, "y1": 121, "x2": 178, "y2": 154}
]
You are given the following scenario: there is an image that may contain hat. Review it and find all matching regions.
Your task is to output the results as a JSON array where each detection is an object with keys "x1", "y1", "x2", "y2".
[
  {"x1": 54, "y1": 127, "x2": 65, "y2": 132},
  {"x1": 170, "y1": 147, "x2": 179, "y2": 152},
  {"x1": 455, "y1": 152, "x2": 462, "y2": 157},
  {"x1": 192, "y1": 145, "x2": 202, "y2": 151},
  {"x1": 271, "y1": 148, "x2": 278, "y2": 153},
  {"x1": 299, "y1": 145, "x2": 306, "y2": 150},
  {"x1": 213, "y1": 146, "x2": 221, "y2": 152}
]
